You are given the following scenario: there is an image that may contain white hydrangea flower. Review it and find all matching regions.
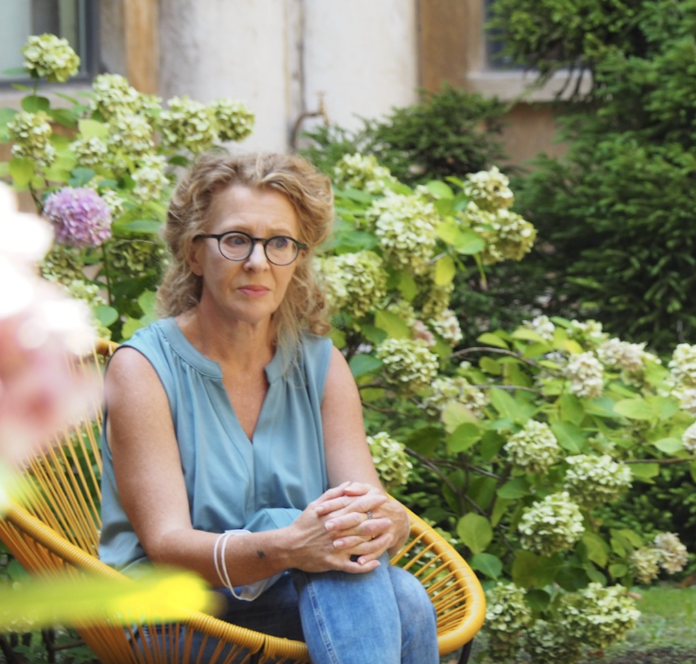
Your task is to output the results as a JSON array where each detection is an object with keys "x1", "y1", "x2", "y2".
[
  {"x1": 558, "y1": 583, "x2": 640, "y2": 650},
  {"x1": 412, "y1": 320, "x2": 436, "y2": 347},
  {"x1": 160, "y1": 95, "x2": 217, "y2": 154},
  {"x1": 682, "y1": 421, "x2": 696, "y2": 452},
  {"x1": 333, "y1": 153, "x2": 398, "y2": 196},
  {"x1": 525, "y1": 619, "x2": 581, "y2": 664},
  {"x1": 8, "y1": 111, "x2": 55, "y2": 167},
  {"x1": 462, "y1": 166, "x2": 514, "y2": 212},
  {"x1": 107, "y1": 113, "x2": 155, "y2": 168},
  {"x1": 484, "y1": 583, "x2": 531, "y2": 661},
  {"x1": 518, "y1": 491, "x2": 585, "y2": 557},
  {"x1": 97, "y1": 189, "x2": 126, "y2": 220},
  {"x1": 106, "y1": 238, "x2": 166, "y2": 275},
  {"x1": 91, "y1": 73, "x2": 147, "y2": 120},
  {"x1": 376, "y1": 338, "x2": 439, "y2": 393},
  {"x1": 678, "y1": 388, "x2": 696, "y2": 416},
  {"x1": 210, "y1": 98, "x2": 255, "y2": 142},
  {"x1": 630, "y1": 546, "x2": 662, "y2": 584},
  {"x1": 367, "y1": 193, "x2": 438, "y2": 275},
  {"x1": 461, "y1": 201, "x2": 536, "y2": 265},
  {"x1": 132, "y1": 155, "x2": 169, "y2": 203},
  {"x1": 71, "y1": 136, "x2": 108, "y2": 169},
  {"x1": 567, "y1": 319, "x2": 608, "y2": 345},
  {"x1": 563, "y1": 454, "x2": 632, "y2": 507},
  {"x1": 565, "y1": 352, "x2": 604, "y2": 398},
  {"x1": 504, "y1": 420, "x2": 561, "y2": 475},
  {"x1": 653, "y1": 532, "x2": 689, "y2": 574},
  {"x1": 597, "y1": 338, "x2": 660, "y2": 385},
  {"x1": 319, "y1": 250, "x2": 386, "y2": 320},
  {"x1": 670, "y1": 344, "x2": 696, "y2": 389},
  {"x1": 421, "y1": 376, "x2": 487, "y2": 418},
  {"x1": 367, "y1": 432, "x2": 413, "y2": 490},
  {"x1": 429, "y1": 308, "x2": 463, "y2": 346},
  {"x1": 522, "y1": 315, "x2": 556, "y2": 341},
  {"x1": 22, "y1": 34, "x2": 80, "y2": 83}
]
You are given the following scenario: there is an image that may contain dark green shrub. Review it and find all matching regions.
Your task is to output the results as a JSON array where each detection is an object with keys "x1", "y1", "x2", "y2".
[{"x1": 301, "y1": 84, "x2": 509, "y2": 186}]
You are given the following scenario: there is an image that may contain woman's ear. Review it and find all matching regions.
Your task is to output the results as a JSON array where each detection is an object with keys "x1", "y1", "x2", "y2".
[{"x1": 187, "y1": 239, "x2": 204, "y2": 277}]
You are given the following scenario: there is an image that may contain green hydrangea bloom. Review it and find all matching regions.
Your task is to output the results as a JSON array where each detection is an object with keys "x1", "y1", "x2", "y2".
[
  {"x1": 504, "y1": 420, "x2": 561, "y2": 475},
  {"x1": 367, "y1": 432, "x2": 412, "y2": 490},
  {"x1": 565, "y1": 352, "x2": 604, "y2": 399},
  {"x1": 421, "y1": 376, "x2": 487, "y2": 419},
  {"x1": 8, "y1": 111, "x2": 55, "y2": 166},
  {"x1": 210, "y1": 99, "x2": 255, "y2": 142},
  {"x1": 160, "y1": 96, "x2": 217, "y2": 154},
  {"x1": 462, "y1": 166, "x2": 514, "y2": 212},
  {"x1": 518, "y1": 491, "x2": 584, "y2": 557},
  {"x1": 91, "y1": 73, "x2": 145, "y2": 120},
  {"x1": 557, "y1": 583, "x2": 639, "y2": 650},
  {"x1": 484, "y1": 583, "x2": 531, "y2": 661},
  {"x1": 563, "y1": 454, "x2": 632, "y2": 507},
  {"x1": 376, "y1": 338, "x2": 439, "y2": 393},
  {"x1": 630, "y1": 546, "x2": 662, "y2": 584},
  {"x1": 22, "y1": 34, "x2": 80, "y2": 82},
  {"x1": 333, "y1": 153, "x2": 398, "y2": 196},
  {"x1": 525, "y1": 619, "x2": 582, "y2": 664}
]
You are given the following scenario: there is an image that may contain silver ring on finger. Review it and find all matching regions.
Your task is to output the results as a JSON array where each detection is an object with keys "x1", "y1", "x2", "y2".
[{"x1": 366, "y1": 510, "x2": 373, "y2": 519}]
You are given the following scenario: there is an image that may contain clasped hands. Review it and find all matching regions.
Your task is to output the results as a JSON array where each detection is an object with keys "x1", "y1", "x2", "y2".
[{"x1": 304, "y1": 481, "x2": 408, "y2": 572}]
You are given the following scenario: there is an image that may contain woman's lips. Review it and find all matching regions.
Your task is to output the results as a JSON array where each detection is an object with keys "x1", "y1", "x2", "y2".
[{"x1": 238, "y1": 285, "x2": 270, "y2": 297}]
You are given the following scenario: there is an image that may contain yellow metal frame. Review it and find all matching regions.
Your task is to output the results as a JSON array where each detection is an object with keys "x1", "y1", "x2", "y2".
[{"x1": 0, "y1": 339, "x2": 485, "y2": 663}]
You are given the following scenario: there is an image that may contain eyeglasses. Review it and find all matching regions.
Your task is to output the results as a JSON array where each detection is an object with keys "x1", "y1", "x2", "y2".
[{"x1": 194, "y1": 230, "x2": 308, "y2": 266}]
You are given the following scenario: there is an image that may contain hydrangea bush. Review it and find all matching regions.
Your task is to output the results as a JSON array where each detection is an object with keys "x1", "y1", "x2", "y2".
[
  {"x1": 0, "y1": 35, "x2": 255, "y2": 340},
  {"x1": 322, "y1": 152, "x2": 694, "y2": 663}
]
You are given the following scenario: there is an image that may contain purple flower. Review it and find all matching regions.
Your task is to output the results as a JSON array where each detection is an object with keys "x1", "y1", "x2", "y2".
[{"x1": 42, "y1": 188, "x2": 112, "y2": 248}]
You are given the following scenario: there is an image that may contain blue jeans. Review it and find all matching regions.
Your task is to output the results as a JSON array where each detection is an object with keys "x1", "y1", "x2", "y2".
[{"x1": 138, "y1": 556, "x2": 439, "y2": 663}]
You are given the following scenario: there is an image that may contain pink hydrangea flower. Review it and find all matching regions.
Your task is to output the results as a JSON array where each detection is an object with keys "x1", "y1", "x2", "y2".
[{"x1": 43, "y1": 188, "x2": 112, "y2": 248}]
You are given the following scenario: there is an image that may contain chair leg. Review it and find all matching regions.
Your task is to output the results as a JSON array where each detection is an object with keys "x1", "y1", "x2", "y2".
[{"x1": 457, "y1": 639, "x2": 473, "y2": 664}]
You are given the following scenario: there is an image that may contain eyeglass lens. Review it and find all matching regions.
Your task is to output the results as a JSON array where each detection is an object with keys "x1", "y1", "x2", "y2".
[{"x1": 219, "y1": 232, "x2": 299, "y2": 265}]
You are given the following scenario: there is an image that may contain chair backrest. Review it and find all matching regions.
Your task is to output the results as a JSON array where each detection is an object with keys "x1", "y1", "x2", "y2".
[{"x1": 14, "y1": 339, "x2": 117, "y2": 557}]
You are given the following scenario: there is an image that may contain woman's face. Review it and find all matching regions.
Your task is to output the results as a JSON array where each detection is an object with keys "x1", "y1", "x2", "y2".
[{"x1": 189, "y1": 185, "x2": 302, "y2": 329}]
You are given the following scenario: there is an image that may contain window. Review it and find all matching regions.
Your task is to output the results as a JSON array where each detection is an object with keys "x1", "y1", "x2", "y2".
[{"x1": 0, "y1": 0, "x2": 100, "y2": 85}]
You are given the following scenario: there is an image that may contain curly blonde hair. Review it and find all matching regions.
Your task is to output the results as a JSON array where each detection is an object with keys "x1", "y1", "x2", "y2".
[{"x1": 158, "y1": 152, "x2": 334, "y2": 350}]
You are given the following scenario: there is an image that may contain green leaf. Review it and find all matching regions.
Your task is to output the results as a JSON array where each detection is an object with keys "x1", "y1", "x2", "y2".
[
  {"x1": 453, "y1": 229, "x2": 485, "y2": 255},
  {"x1": 511, "y1": 550, "x2": 539, "y2": 588},
  {"x1": 447, "y1": 422, "x2": 482, "y2": 453},
  {"x1": 652, "y1": 438, "x2": 684, "y2": 454},
  {"x1": 489, "y1": 388, "x2": 529, "y2": 424},
  {"x1": 526, "y1": 589, "x2": 551, "y2": 612},
  {"x1": 404, "y1": 425, "x2": 443, "y2": 456},
  {"x1": 94, "y1": 305, "x2": 118, "y2": 327},
  {"x1": 137, "y1": 290, "x2": 157, "y2": 316},
  {"x1": 470, "y1": 552, "x2": 502, "y2": 579},
  {"x1": 117, "y1": 219, "x2": 161, "y2": 234},
  {"x1": 21, "y1": 95, "x2": 50, "y2": 113},
  {"x1": 8, "y1": 157, "x2": 35, "y2": 187},
  {"x1": 434, "y1": 254, "x2": 456, "y2": 286},
  {"x1": 630, "y1": 462, "x2": 660, "y2": 483},
  {"x1": 551, "y1": 421, "x2": 586, "y2": 454},
  {"x1": 479, "y1": 430, "x2": 506, "y2": 462},
  {"x1": 456, "y1": 513, "x2": 493, "y2": 554},
  {"x1": 425, "y1": 180, "x2": 454, "y2": 199},
  {"x1": 70, "y1": 167, "x2": 96, "y2": 187},
  {"x1": 559, "y1": 394, "x2": 585, "y2": 425},
  {"x1": 613, "y1": 398, "x2": 656, "y2": 421},
  {"x1": 441, "y1": 400, "x2": 478, "y2": 434},
  {"x1": 497, "y1": 477, "x2": 530, "y2": 499},
  {"x1": 476, "y1": 332, "x2": 509, "y2": 349},
  {"x1": 48, "y1": 107, "x2": 78, "y2": 127},
  {"x1": 511, "y1": 328, "x2": 546, "y2": 343},
  {"x1": 609, "y1": 563, "x2": 628, "y2": 579},
  {"x1": 0, "y1": 162, "x2": 9, "y2": 178},
  {"x1": 581, "y1": 532, "x2": 609, "y2": 568},
  {"x1": 349, "y1": 354, "x2": 383, "y2": 378},
  {"x1": 480, "y1": 356, "x2": 502, "y2": 375},
  {"x1": 0, "y1": 107, "x2": 18, "y2": 128},
  {"x1": 328, "y1": 328, "x2": 346, "y2": 349},
  {"x1": 78, "y1": 118, "x2": 109, "y2": 139},
  {"x1": 374, "y1": 310, "x2": 410, "y2": 340},
  {"x1": 648, "y1": 396, "x2": 680, "y2": 420},
  {"x1": 397, "y1": 271, "x2": 418, "y2": 301},
  {"x1": 121, "y1": 316, "x2": 144, "y2": 340}
]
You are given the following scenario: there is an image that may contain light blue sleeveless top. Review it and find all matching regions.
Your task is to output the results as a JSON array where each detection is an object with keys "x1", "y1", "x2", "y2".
[{"x1": 99, "y1": 317, "x2": 333, "y2": 573}]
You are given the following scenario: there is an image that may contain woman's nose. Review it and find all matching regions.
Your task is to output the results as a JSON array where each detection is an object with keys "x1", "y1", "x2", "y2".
[{"x1": 243, "y1": 241, "x2": 269, "y2": 270}]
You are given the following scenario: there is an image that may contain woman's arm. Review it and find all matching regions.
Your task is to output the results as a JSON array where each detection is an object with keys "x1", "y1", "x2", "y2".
[
  {"x1": 106, "y1": 347, "x2": 381, "y2": 587},
  {"x1": 320, "y1": 346, "x2": 411, "y2": 561}
]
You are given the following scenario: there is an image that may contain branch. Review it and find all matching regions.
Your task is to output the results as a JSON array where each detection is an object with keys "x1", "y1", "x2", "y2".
[{"x1": 625, "y1": 456, "x2": 696, "y2": 466}]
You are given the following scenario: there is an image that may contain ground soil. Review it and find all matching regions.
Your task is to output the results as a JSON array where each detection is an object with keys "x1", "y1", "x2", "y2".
[{"x1": 582, "y1": 648, "x2": 696, "y2": 664}]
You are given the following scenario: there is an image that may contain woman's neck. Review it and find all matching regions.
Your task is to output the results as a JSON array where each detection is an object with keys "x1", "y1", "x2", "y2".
[{"x1": 175, "y1": 306, "x2": 276, "y2": 370}]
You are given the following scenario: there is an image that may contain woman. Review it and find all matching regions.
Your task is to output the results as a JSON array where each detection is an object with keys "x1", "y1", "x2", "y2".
[{"x1": 99, "y1": 152, "x2": 439, "y2": 663}]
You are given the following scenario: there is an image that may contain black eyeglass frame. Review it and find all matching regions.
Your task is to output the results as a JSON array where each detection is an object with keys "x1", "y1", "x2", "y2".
[{"x1": 194, "y1": 230, "x2": 308, "y2": 266}]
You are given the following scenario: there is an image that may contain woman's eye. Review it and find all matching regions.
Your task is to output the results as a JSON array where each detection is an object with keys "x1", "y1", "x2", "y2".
[
  {"x1": 270, "y1": 237, "x2": 290, "y2": 249},
  {"x1": 225, "y1": 234, "x2": 249, "y2": 247}
]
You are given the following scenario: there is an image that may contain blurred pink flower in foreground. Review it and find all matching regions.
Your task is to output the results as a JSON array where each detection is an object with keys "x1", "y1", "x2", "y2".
[
  {"x1": 0, "y1": 184, "x2": 96, "y2": 467},
  {"x1": 42, "y1": 187, "x2": 112, "y2": 248}
]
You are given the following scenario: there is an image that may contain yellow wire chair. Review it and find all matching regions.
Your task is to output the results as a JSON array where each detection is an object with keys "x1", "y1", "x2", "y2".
[{"x1": 0, "y1": 339, "x2": 485, "y2": 664}]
